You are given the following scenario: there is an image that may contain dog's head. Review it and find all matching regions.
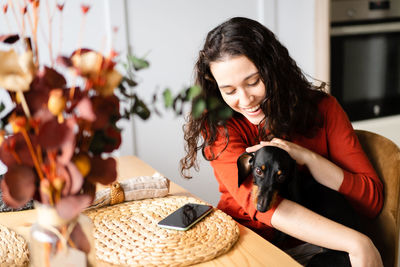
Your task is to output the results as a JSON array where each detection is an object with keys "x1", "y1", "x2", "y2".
[{"x1": 237, "y1": 146, "x2": 296, "y2": 212}]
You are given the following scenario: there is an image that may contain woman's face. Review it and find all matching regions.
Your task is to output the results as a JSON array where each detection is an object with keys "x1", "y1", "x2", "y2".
[{"x1": 210, "y1": 55, "x2": 266, "y2": 125}]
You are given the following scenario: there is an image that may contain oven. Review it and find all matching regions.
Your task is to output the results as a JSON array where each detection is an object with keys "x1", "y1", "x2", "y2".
[{"x1": 330, "y1": 0, "x2": 400, "y2": 121}]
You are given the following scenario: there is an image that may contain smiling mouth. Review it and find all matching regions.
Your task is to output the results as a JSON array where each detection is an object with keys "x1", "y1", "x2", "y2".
[{"x1": 243, "y1": 104, "x2": 261, "y2": 113}]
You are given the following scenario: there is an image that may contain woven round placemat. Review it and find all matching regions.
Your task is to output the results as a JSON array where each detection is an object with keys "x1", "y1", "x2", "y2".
[
  {"x1": 84, "y1": 195, "x2": 239, "y2": 266},
  {"x1": 0, "y1": 224, "x2": 29, "y2": 266}
]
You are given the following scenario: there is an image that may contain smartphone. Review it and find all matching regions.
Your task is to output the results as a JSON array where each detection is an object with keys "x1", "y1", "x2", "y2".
[{"x1": 157, "y1": 203, "x2": 213, "y2": 231}]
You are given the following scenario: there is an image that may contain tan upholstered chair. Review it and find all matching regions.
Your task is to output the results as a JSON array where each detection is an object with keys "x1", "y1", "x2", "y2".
[{"x1": 355, "y1": 129, "x2": 400, "y2": 267}]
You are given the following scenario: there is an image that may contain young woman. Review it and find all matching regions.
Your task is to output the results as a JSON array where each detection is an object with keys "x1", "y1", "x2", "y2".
[{"x1": 180, "y1": 17, "x2": 383, "y2": 266}]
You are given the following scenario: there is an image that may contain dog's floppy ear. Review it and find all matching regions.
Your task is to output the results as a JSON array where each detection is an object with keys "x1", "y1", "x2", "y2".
[
  {"x1": 286, "y1": 156, "x2": 302, "y2": 202},
  {"x1": 237, "y1": 152, "x2": 254, "y2": 187}
]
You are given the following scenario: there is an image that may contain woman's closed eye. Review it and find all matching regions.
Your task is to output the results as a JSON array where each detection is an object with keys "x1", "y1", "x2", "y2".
[
  {"x1": 247, "y1": 78, "x2": 260, "y2": 87},
  {"x1": 223, "y1": 88, "x2": 236, "y2": 95},
  {"x1": 222, "y1": 80, "x2": 260, "y2": 95}
]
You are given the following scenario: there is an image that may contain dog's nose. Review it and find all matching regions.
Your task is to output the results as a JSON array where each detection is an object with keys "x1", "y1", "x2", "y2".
[
  {"x1": 257, "y1": 189, "x2": 278, "y2": 213},
  {"x1": 256, "y1": 195, "x2": 269, "y2": 212}
]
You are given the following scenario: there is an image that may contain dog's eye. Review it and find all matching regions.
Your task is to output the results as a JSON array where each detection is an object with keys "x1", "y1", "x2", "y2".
[{"x1": 255, "y1": 167, "x2": 263, "y2": 176}]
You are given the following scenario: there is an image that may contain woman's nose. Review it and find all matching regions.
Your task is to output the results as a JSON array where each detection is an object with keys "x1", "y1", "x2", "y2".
[{"x1": 239, "y1": 89, "x2": 254, "y2": 106}]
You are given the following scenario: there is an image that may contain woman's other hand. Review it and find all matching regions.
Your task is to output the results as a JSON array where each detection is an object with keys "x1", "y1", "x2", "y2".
[
  {"x1": 348, "y1": 235, "x2": 383, "y2": 267},
  {"x1": 246, "y1": 138, "x2": 344, "y2": 192},
  {"x1": 272, "y1": 199, "x2": 383, "y2": 267},
  {"x1": 246, "y1": 138, "x2": 312, "y2": 165}
]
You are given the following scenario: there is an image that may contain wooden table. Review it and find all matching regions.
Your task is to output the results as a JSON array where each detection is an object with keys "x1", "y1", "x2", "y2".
[{"x1": 0, "y1": 156, "x2": 300, "y2": 267}]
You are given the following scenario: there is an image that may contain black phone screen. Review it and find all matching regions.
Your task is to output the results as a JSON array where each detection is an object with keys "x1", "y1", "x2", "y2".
[{"x1": 157, "y1": 203, "x2": 213, "y2": 231}]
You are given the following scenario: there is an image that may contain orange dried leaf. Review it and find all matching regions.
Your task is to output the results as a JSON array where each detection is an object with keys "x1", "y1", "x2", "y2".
[
  {"x1": 70, "y1": 224, "x2": 91, "y2": 253},
  {"x1": 86, "y1": 156, "x2": 117, "y2": 185},
  {"x1": 76, "y1": 97, "x2": 96, "y2": 122},
  {"x1": 72, "y1": 154, "x2": 91, "y2": 177},
  {"x1": 38, "y1": 117, "x2": 74, "y2": 150},
  {"x1": 1, "y1": 165, "x2": 36, "y2": 208},
  {"x1": 56, "y1": 194, "x2": 92, "y2": 220}
]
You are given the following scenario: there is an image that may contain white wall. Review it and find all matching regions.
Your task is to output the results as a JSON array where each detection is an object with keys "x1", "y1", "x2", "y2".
[
  {"x1": 274, "y1": 0, "x2": 316, "y2": 77},
  {"x1": 122, "y1": 0, "x2": 259, "y2": 205},
  {"x1": 352, "y1": 115, "x2": 400, "y2": 147}
]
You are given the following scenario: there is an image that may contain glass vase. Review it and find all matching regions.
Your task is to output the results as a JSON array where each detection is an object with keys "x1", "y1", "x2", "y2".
[{"x1": 29, "y1": 202, "x2": 96, "y2": 267}]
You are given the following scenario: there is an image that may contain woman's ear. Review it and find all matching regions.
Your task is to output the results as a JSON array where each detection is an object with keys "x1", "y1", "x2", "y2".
[{"x1": 237, "y1": 152, "x2": 254, "y2": 187}]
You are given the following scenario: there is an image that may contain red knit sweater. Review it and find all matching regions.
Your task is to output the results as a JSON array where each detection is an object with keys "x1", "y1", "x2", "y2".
[{"x1": 205, "y1": 95, "x2": 383, "y2": 241}]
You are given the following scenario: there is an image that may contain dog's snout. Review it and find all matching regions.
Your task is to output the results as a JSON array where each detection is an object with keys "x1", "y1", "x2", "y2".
[
  {"x1": 256, "y1": 189, "x2": 278, "y2": 213},
  {"x1": 249, "y1": 146, "x2": 295, "y2": 213},
  {"x1": 257, "y1": 196, "x2": 268, "y2": 212}
]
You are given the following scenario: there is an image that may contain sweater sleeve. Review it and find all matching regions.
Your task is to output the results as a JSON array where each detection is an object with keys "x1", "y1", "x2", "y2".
[
  {"x1": 207, "y1": 121, "x2": 281, "y2": 227},
  {"x1": 324, "y1": 97, "x2": 383, "y2": 218}
]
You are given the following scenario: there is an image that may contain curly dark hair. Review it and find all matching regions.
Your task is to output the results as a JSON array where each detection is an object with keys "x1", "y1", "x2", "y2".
[{"x1": 180, "y1": 17, "x2": 327, "y2": 178}]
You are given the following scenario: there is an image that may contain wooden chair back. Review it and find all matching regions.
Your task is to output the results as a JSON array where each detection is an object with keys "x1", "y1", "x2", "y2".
[{"x1": 355, "y1": 129, "x2": 400, "y2": 267}]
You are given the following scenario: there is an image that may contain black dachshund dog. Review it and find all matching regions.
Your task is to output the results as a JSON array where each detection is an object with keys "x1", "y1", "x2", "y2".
[{"x1": 237, "y1": 146, "x2": 360, "y2": 267}]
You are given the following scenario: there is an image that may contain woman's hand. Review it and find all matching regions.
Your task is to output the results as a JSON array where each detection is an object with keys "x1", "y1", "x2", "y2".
[
  {"x1": 272, "y1": 199, "x2": 383, "y2": 267},
  {"x1": 246, "y1": 138, "x2": 312, "y2": 165},
  {"x1": 246, "y1": 138, "x2": 344, "y2": 191},
  {"x1": 348, "y1": 235, "x2": 383, "y2": 267}
]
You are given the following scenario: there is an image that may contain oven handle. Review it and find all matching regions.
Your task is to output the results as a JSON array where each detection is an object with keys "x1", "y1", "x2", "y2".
[{"x1": 331, "y1": 21, "x2": 400, "y2": 36}]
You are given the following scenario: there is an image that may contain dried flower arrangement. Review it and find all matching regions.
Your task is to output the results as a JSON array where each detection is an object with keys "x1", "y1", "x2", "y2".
[
  {"x1": 0, "y1": 0, "x2": 155, "y2": 222},
  {"x1": 0, "y1": 0, "x2": 233, "y2": 215},
  {"x1": 0, "y1": 1, "x2": 235, "y2": 264}
]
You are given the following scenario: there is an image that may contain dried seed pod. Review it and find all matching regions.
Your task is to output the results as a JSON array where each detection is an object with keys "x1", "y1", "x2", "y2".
[
  {"x1": 52, "y1": 177, "x2": 65, "y2": 192},
  {"x1": 9, "y1": 115, "x2": 27, "y2": 133},
  {"x1": 73, "y1": 154, "x2": 91, "y2": 177},
  {"x1": 48, "y1": 89, "x2": 66, "y2": 117}
]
